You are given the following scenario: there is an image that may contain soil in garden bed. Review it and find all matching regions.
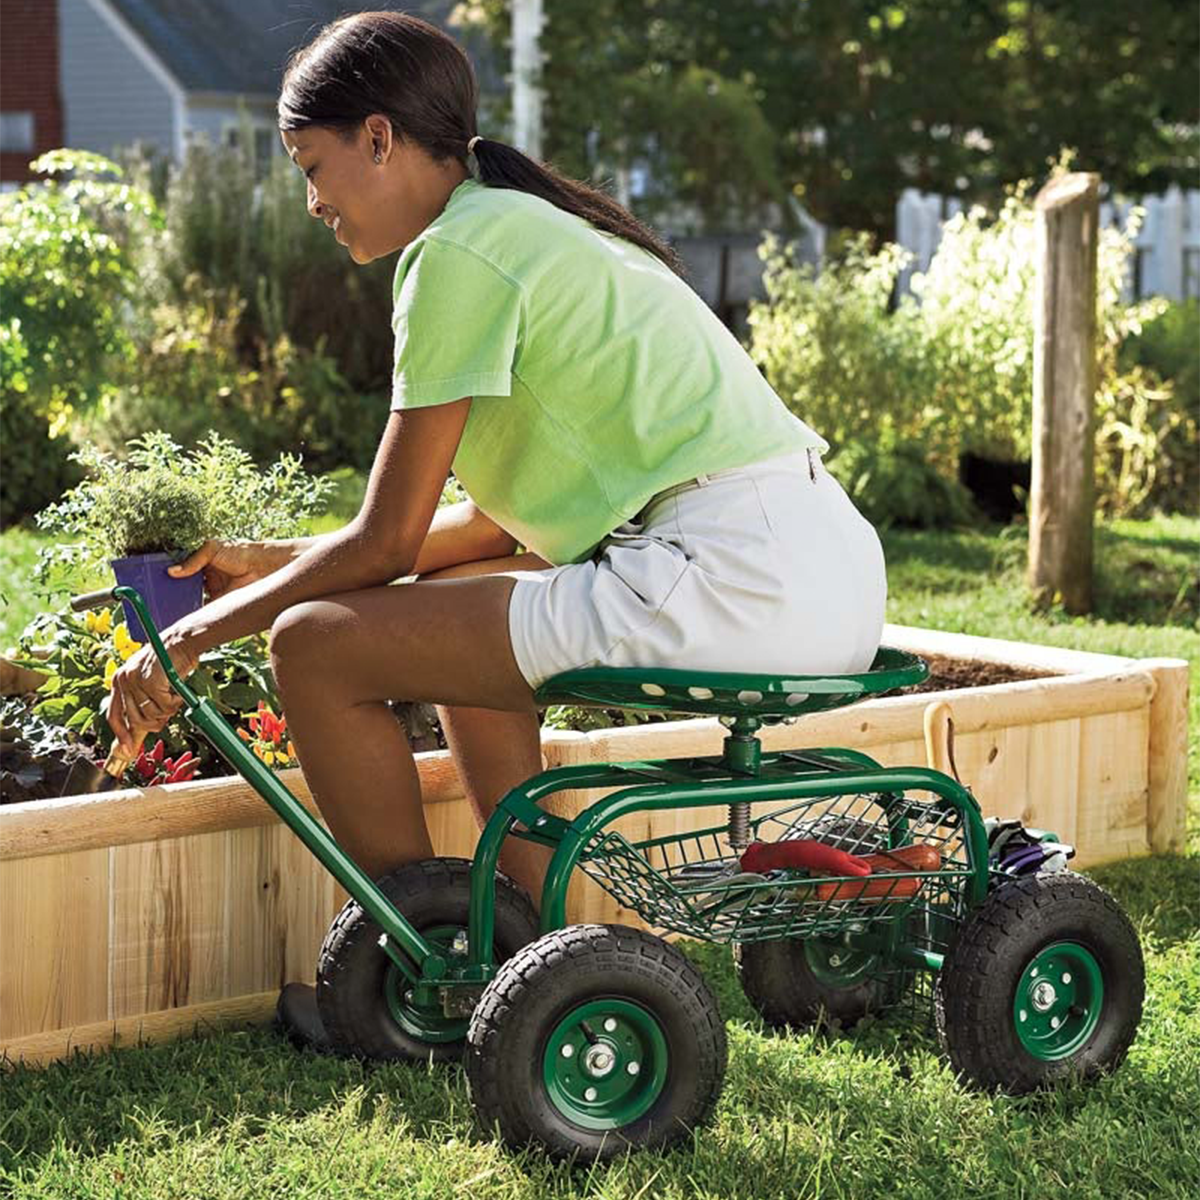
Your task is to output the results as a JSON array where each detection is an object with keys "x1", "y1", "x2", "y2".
[{"x1": 1, "y1": 656, "x2": 1051, "y2": 805}]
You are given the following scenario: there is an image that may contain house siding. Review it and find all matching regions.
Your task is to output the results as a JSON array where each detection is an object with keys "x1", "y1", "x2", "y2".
[
  {"x1": 59, "y1": 0, "x2": 177, "y2": 161},
  {"x1": 0, "y1": 0, "x2": 64, "y2": 184},
  {"x1": 185, "y1": 96, "x2": 276, "y2": 148}
]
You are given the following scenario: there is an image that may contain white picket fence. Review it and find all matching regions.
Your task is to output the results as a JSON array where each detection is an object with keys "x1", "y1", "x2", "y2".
[{"x1": 895, "y1": 184, "x2": 1200, "y2": 302}]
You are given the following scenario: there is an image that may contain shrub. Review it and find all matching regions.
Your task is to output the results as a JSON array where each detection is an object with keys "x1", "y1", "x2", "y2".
[
  {"x1": 32, "y1": 431, "x2": 335, "y2": 593},
  {"x1": 148, "y1": 132, "x2": 394, "y2": 395},
  {"x1": 1116, "y1": 299, "x2": 1199, "y2": 515},
  {"x1": 74, "y1": 278, "x2": 385, "y2": 474},
  {"x1": 0, "y1": 150, "x2": 159, "y2": 525},
  {"x1": 750, "y1": 177, "x2": 1197, "y2": 521}
]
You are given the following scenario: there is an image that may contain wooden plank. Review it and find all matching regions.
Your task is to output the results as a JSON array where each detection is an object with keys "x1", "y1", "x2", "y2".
[
  {"x1": 1075, "y1": 710, "x2": 1152, "y2": 866},
  {"x1": 1, "y1": 990, "x2": 278, "y2": 1068},
  {"x1": 226, "y1": 823, "x2": 339, "y2": 996},
  {"x1": 1, "y1": 729, "x2": 598, "y2": 862},
  {"x1": 882, "y1": 623, "x2": 1133, "y2": 676},
  {"x1": 109, "y1": 833, "x2": 229, "y2": 1019},
  {"x1": 0, "y1": 849, "x2": 110, "y2": 1041}
]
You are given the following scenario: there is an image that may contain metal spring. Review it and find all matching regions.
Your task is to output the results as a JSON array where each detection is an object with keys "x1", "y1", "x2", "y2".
[{"x1": 728, "y1": 801, "x2": 751, "y2": 850}]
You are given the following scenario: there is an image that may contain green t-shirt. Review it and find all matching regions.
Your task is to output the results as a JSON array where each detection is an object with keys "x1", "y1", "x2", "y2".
[{"x1": 391, "y1": 177, "x2": 828, "y2": 565}]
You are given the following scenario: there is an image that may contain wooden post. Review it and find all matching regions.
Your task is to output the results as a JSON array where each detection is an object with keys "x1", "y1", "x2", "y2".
[{"x1": 1029, "y1": 172, "x2": 1100, "y2": 614}]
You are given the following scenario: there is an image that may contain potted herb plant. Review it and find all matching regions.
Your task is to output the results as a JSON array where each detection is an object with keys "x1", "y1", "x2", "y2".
[{"x1": 94, "y1": 466, "x2": 212, "y2": 640}]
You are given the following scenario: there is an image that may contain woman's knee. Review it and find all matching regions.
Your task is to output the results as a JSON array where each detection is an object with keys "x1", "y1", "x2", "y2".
[{"x1": 269, "y1": 600, "x2": 347, "y2": 681}]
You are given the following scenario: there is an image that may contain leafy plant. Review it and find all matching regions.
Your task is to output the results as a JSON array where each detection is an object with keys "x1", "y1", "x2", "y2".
[
  {"x1": 32, "y1": 430, "x2": 335, "y2": 593},
  {"x1": 0, "y1": 150, "x2": 160, "y2": 525},
  {"x1": 9, "y1": 601, "x2": 280, "y2": 773},
  {"x1": 750, "y1": 177, "x2": 1198, "y2": 522},
  {"x1": 91, "y1": 469, "x2": 211, "y2": 560}
]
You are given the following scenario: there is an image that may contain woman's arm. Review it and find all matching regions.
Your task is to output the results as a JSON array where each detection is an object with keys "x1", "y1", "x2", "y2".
[
  {"x1": 269, "y1": 498, "x2": 517, "y2": 577},
  {"x1": 165, "y1": 400, "x2": 473, "y2": 658}
]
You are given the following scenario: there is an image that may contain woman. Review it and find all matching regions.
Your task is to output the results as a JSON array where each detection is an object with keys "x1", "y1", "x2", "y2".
[{"x1": 106, "y1": 11, "x2": 886, "y2": 1052}]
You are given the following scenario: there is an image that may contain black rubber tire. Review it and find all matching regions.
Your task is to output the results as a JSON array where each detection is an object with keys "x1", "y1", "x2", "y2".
[
  {"x1": 465, "y1": 924, "x2": 727, "y2": 1160},
  {"x1": 935, "y1": 871, "x2": 1144, "y2": 1094},
  {"x1": 734, "y1": 812, "x2": 898, "y2": 1031},
  {"x1": 315, "y1": 857, "x2": 538, "y2": 1063},
  {"x1": 734, "y1": 936, "x2": 901, "y2": 1031}
]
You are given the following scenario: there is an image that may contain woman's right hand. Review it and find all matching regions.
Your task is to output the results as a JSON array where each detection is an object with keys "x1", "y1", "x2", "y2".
[{"x1": 168, "y1": 539, "x2": 283, "y2": 600}]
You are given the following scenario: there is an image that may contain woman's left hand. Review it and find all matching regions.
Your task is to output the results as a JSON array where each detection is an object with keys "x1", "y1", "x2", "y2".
[{"x1": 106, "y1": 633, "x2": 200, "y2": 757}]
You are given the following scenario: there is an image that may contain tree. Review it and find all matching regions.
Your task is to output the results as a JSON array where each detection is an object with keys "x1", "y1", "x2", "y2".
[{"x1": 460, "y1": 1, "x2": 1198, "y2": 238}]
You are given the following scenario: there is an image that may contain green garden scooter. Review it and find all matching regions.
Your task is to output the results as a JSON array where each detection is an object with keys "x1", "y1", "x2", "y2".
[{"x1": 71, "y1": 583, "x2": 1146, "y2": 1161}]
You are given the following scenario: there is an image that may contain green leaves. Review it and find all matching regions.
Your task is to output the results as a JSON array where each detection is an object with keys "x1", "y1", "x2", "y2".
[{"x1": 31, "y1": 431, "x2": 335, "y2": 592}]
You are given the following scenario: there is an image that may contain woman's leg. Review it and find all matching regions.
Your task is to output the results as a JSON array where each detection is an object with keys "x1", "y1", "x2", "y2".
[
  {"x1": 419, "y1": 555, "x2": 553, "y2": 902},
  {"x1": 269, "y1": 556, "x2": 549, "y2": 883}
]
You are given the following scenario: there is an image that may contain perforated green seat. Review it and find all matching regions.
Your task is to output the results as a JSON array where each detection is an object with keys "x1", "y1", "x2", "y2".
[{"x1": 533, "y1": 646, "x2": 927, "y2": 719}]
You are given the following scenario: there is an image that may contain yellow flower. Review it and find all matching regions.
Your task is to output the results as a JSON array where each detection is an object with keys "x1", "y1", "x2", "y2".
[
  {"x1": 113, "y1": 622, "x2": 142, "y2": 661},
  {"x1": 85, "y1": 611, "x2": 98, "y2": 633},
  {"x1": 96, "y1": 609, "x2": 113, "y2": 635},
  {"x1": 263, "y1": 750, "x2": 275, "y2": 766},
  {"x1": 104, "y1": 657, "x2": 119, "y2": 688}
]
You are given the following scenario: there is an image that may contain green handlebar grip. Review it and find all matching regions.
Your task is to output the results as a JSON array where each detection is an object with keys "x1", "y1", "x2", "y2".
[{"x1": 70, "y1": 587, "x2": 118, "y2": 612}]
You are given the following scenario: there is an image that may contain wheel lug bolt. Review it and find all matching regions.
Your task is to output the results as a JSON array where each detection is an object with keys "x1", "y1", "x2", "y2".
[
  {"x1": 1062, "y1": 972, "x2": 1071, "y2": 984},
  {"x1": 584, "y1": 1087, "x2": 597, "y2": 1101},
  {"x1": 604, "y1": 1018, "x2": 617, "y2": 1032},
  {"x1": 1051, "y1": 1016, "x2": 1061, "y2": 1030},
  {"x1": 627, "y1": 1062, "x2": 640, "y2": 1075},
  {"x1": 561, "y1": 1044, "x2": 574, "y2": 1058}
]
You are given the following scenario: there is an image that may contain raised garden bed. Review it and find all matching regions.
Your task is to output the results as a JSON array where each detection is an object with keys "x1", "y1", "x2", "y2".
[{"x1": 0, "y1": 625, "x2": 1187, "y2": 1066}]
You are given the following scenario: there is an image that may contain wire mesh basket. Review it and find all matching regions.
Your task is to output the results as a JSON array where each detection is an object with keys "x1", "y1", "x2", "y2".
[{"x1": 578, "y1": 790, "x2": 975, "y2": 947}]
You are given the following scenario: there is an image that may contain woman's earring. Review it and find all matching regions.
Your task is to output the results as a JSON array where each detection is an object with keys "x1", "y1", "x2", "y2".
[{"x1": 373, "y1": 153, "x2": 382, "y2": 164}]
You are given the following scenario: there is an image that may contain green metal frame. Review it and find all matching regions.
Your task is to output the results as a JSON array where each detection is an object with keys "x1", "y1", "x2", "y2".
[{"x1": 78, "y1": 586, "x2": 989, "y2": 1013}]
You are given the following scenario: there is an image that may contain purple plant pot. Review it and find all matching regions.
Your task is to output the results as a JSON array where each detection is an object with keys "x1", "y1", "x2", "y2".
[{"x1": 110, "y1": 552, "x2": 203, "y2": 642}]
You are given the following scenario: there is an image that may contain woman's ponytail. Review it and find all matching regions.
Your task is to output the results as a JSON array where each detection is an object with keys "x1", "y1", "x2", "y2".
[{"x1": 469, "y1": 137, "x2": 685, "y2": 276}]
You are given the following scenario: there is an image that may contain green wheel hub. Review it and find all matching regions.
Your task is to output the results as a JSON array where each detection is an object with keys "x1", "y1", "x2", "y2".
[
  {"x1": 384, "y1": 924, "x2": 468, "y2": 1044},
  {"x1": 1013, "y1": 941, "x2": 1104, "y2": 1061},
  {"x1": 803, "y1": 938, "x2": 881, "y2": 988},
  {"x1": 542, "y1": 999, "x2": 669, "y2": 1130}
]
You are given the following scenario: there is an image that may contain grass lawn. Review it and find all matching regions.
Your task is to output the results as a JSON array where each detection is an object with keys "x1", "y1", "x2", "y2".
[{"x1": 1, "y1": 496, "x2": 1197, "y2": 1198}]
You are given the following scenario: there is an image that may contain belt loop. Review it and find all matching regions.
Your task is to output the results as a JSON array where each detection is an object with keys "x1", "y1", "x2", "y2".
[{"x1": 695, "y1": 472, "x2": 710, "y2": 487}]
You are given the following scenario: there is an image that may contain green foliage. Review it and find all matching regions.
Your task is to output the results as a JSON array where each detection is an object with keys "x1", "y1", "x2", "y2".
[
  {"x1": 0, "y1": 150, "x2": 160, "y2": 426},
  {"x1": 826, "y1": 433, "x2": 977, "y2": 530},
  {"x1": 1117, "y1": 300, "x2": 1200, "y2": 515},
  {"x1": 616, "y1": 66, "x2": 784, "y2": 233},
  {"x1": 0, "y1": 320, "x2": 82, "y2": 527},
  {"x1": 91, "y1": 469, "x2": 210, "y2": 560},
  {"x1": 32, "y1": 431, "x2": 335, "y2": 591},
  {"x1": 9, "y1": 602, "x2": 279, "y2": 774},
  {"x1": 750, "y1": 181, "x2": 1198, "y2": 522},
  {"x1": 74, "y1": 277, "x2": 385, "y2": 473},
  {"x1": 0, "y1": 151, "x2": 160, "y2": 526},
  {"x1": 464, "y1": 1, "x2": 1198, "y2": 239},
  {"x1": 148, "y1": 129, "x2": 394, "y2": 395}
]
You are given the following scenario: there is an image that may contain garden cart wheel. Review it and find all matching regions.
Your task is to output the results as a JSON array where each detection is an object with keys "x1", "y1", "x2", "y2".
[
  {"x1": 734, "y1": 935, "x2": 902, "y2": 1031},
  {"x1": 465, "y1": 924, "x2": 727, "y2": 1160},
  {"x1": 315, "y1": 857, "x2": 538, "y2": 1062},
  {"x1": 935, "y1": 871, "x2": 1144, "y2": 1094},
  {"x1": 734, "y1": 812, "x2": 898, "y2": 1030}
]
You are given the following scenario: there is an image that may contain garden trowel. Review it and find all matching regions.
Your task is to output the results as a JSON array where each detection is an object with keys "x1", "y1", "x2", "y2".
[{"x1": 58, "y1": 739, "x2": 138, "y2": 797}]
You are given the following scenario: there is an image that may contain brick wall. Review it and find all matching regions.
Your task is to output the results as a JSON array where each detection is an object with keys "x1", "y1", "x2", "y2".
[{"x1": 1, "y1": 0, "x2": 63, "y2": 184}]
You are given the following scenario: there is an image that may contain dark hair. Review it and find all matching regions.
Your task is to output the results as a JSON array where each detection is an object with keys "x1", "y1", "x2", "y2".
[{"x1": 278, "y1": 11, "x2": 685, "y2": 276}]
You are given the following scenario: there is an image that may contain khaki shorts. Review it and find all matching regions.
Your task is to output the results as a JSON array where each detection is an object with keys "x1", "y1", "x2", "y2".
[{"x1": 503, "y1": 449, "x2": 887, "y2": 691}]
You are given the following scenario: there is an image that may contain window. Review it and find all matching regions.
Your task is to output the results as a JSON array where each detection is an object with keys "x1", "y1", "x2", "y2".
[
  {"x1": 222, "y1": 120, "x2": 277, "y2": 178},
  {"x1": 0, "y1": 112, "x2": 35, "y2": 154}
]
